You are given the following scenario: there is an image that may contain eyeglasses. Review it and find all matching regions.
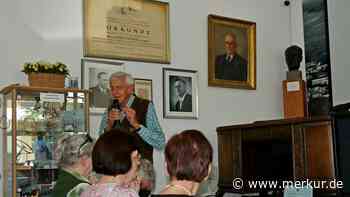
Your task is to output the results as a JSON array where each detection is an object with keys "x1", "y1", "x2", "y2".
[{"x1": 78, "y1": 134, "x2": 93, "y2": 156}]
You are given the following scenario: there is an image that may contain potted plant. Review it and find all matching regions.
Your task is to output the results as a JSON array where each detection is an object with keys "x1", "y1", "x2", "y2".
[{"x1": 22, "y1": 61, "x2": 70, "y2": 88}]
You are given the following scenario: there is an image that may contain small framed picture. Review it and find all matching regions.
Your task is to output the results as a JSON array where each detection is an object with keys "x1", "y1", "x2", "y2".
[
  {"x1": 163, "y1": 68, "x2": 199, "y2": 119},
  {"x1": 134, "y1": 78, "x2": 153, "y2": 101},
  {"x1": 208, "y1": 14, "x2": 256, "y2": 89},
  {"x1": 81, "y1": 59, "x2": 125, "y2": 114}
]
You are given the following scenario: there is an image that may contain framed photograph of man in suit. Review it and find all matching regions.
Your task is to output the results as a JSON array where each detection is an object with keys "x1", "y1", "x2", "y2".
[
  {"x1": 81, "y1": 59, "x2": 125, "y2": 114},
  {"x1": 163, "y1": 68, "x2": 198, "y2": 119},
  {"x1": 208, "y1": 14, "x2": 256, "y2": 89}
]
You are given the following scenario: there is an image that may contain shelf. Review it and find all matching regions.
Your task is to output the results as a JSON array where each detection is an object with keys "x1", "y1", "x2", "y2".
[
  {"x1": 16, "y1": 165, "x2": 32, "y2": 171},
  {"x1": 0, "y1": 84, "x2": 89, "y2": 94}
]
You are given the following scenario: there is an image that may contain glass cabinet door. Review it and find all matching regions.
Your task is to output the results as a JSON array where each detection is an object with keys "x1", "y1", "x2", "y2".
[
  {"x1": 14, "y1": 90, "x2": 87, "y2": 196},
  {"x1": 1, "y1": 85, "x2": 89, "y2": 197}
]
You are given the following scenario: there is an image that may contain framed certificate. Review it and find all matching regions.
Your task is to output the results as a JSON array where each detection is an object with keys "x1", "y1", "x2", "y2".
[{"x1": 83, "y1": 0, "x2": 170, "y2": 64}]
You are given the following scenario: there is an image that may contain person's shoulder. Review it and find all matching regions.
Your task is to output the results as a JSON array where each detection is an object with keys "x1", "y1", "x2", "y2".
[
  {"x1": 67, "y1": 183, "x2": 90, "y2": 197},
  {"x1": 215, "y1": 54, "x2": 226, "y2": 60},
  {"x1": 236, "y1": 54, "x2": 247, "y2": 64},
  {"x1": 111, "y1": 185, "x2": 139, "y2": 196}
]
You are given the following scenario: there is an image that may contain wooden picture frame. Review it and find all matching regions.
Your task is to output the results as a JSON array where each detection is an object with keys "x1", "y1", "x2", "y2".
[
  {"x1": 208, "y1": 14, "x2": 256, "y2": 89},
  {"x1": 83, "y1": 0, "x2": 170, "y2": 64},
  {"x1": 163, "y1": 68, "x2": 199, "y2": 119},
  {"x1": 134, "y1": 78, "x2": 153, "y2": 101}
]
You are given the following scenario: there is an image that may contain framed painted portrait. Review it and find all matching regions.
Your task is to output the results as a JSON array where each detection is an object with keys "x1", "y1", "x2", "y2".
[
  {"x1": 208, "y1": 14, "x2": 256, "y2": 89},
  {"x1": 134, "y1": 78, "x2": 153, "y2": 101},
  {"x1": 163, "y1": 68, "x2": 198, "y2": 119},
  {"x1": 81, "y1": 59, "x2": 125, "y2": 114},
  {"x1": 83, "y1": 0, "x2": 170, "y2": 64}
]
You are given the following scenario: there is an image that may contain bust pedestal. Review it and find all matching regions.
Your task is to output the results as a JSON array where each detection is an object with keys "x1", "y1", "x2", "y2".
[{"x1": 283, "y1": 80, "x2": 307, "y2": 118}]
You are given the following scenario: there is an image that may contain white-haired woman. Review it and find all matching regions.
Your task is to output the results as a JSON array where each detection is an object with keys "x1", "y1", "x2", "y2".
[{"x1": 52, "y1": 133, "x2": 94, "y2": 197}]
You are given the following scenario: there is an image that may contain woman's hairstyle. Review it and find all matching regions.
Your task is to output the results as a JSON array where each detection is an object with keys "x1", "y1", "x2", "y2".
[
  {"x1": 165, "y1": 129, "x2": 213, "y2": 182},
  {"x1": 54, "y1": 133, "x2": 94, "y2": 168},
  {"x1": 92, "y1": 129, "x2": 139, "y2": 176}
]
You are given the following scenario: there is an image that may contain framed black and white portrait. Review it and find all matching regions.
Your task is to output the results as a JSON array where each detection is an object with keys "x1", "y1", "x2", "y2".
[
  {"x1": 163, "y1": 68, "x2": 198, "y2": 119},
  {"x1": 81, "y1": 59, "x2": 125, "y2": 114}
]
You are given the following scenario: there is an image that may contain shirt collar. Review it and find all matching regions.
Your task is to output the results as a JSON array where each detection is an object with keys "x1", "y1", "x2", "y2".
[
  {"x1": 226, "y1": 54, "x2": 236, "y2": 61},
  {"x1": 127, "y1": 94, "x2": 135, "y2": 107},
  {"x1": 178, "y1": 92, "x2": 188, "y2": 103}
]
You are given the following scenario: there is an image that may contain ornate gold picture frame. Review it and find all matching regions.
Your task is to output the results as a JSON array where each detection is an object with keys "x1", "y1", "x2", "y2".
[
  {"x1": 83, "y1": 0, "x2": 170, "y2": 64},
  {"x1": 208, "y1": 14, "x2": 256, "y2": 89}
]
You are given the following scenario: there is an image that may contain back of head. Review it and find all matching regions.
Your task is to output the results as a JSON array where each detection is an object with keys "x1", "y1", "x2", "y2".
[
  {"x1": 54, "y1": 133, "x2": 94, "y2": 168},
  {"x1": 165, "y1": 130, "x2": 213, "y2": 182},
  {"x1": 92, "y1": 129, "x2": 139, "y2": 176}
]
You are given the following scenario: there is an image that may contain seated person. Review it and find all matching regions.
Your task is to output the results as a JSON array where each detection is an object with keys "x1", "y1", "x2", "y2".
[
  {"x1": 52, "y1": 133, "x2": 94, "y2": 197},
  {"x1": 154, "y1": 130, "x2": 213, "y2": 197},
  {"x1": 79, "y1": 129, "x2": 141, "y2": 197}
]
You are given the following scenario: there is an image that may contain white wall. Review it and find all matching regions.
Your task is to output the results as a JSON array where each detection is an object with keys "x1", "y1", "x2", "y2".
[
  {"x1": 0, "y1": 0, "x2": 295, "y2": 193},
  {"x1": 327, "y1": 0, "x2": 350, "y2": 106}
]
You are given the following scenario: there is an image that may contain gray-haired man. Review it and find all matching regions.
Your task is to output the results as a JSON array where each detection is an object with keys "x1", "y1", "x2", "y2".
[{"x1": 99, "y1": 72, "x2": 165, "y2": 197}]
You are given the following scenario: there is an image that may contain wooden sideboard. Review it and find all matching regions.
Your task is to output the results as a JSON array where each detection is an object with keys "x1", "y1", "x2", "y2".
[{"x1": 216, "y1": 117, "x2": 335, "y2": 196}]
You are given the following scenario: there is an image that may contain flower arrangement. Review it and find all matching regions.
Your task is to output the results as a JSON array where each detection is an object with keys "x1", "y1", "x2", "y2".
[{"x1": 22, "y1": 61, "x2": 70, "y2": 76}]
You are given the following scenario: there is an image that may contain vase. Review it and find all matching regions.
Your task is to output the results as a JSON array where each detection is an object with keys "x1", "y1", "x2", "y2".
[{"x1": 28, "y1": 73, "x2": 65, "y2": 88}]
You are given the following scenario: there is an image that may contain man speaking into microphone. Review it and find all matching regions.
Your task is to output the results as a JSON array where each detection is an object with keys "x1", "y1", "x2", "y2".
[{"x1": 99, "y1": 71, "x2": 165, "y2": 197}]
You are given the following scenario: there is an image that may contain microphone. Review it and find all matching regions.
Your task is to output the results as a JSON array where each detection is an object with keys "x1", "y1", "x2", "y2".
[{"x1": 110, "y1": 99, "x2": 121, "y2": 128}]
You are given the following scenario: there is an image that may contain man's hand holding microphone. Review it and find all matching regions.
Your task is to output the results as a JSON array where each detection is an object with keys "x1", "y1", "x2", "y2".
[{"x1": 107, "y1": 99, "x2": 141, "y2": 131}]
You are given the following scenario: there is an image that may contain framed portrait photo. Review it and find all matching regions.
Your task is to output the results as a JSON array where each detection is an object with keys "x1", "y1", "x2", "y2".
[
  {"x1": 134, "y1": 78, "x2": 153, "y2": 101},
  {"x1": 83, "y1": 0, "x2": 170, "y2": 64},
  {"x1": 81, "y1": 59, "x2": 125, "y2": 114},
  {"x1": 208, "y1": 14, "x2": 256, "y2": 89},
  {"x1": 163, "y1": 68, "x2": 199, "y2": 119}
]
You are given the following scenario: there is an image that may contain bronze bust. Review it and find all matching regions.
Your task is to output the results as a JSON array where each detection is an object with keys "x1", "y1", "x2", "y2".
[{"x1": 285, "y1": 45, "x2": 303, "y2": 71}]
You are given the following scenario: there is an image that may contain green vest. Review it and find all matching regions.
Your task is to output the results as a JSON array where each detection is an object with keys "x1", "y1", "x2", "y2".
[{"x1": 52, "y1": 169, "x2": 90, "y2": 197}]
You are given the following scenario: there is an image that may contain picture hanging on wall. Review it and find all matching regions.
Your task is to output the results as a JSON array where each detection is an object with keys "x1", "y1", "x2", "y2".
[
  {"x1": 81, "y1": 59, "x2": 125, "y2": 114},
  {"x1": 134, "y1": 78, "x2": 153, "y2": 101},
  {"x1": 303, "y1": 0, "x2": 333, "y2": 116},
  {"x1": 208, "y1": 14, "x2": 256, "y2": 89},
  {"x1": 83, "y1": 0, "x2": 170, "y2": 64},
  {"x1": 163, "y1": 68, "x2": 199, "y2": 119}
]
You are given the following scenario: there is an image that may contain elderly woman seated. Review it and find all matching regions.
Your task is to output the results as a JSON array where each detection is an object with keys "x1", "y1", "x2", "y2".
[
  {"x1": 155, "y1": 130, "x2": 213, "y2": 197},
  {"x1": 79, "y1": 129, "x2": 141, "y2": 197},
  {"x1": 52, "y1": 133, "x2": 94, "y2": 197}
]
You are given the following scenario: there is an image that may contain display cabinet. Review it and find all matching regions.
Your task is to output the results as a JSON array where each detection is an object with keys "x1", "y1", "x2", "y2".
[{"x1": 1, "y1": 84, "x2": 90, "y2": 197}]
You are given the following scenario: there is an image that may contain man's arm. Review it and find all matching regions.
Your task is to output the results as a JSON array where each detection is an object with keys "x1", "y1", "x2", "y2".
[{"x1": 137, "y1": 102, "x2": 165, "y2": 150}]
